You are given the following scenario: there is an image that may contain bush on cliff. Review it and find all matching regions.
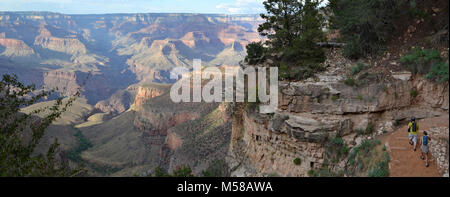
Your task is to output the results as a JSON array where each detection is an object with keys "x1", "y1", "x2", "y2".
[{"x1": 400, "y1": 48, "x2": 449, "y2": 83}]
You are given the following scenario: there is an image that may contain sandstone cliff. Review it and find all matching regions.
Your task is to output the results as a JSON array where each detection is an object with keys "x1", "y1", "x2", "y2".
[{"x1": 228, "y1": 49, "x2": 449, "y2": 177}]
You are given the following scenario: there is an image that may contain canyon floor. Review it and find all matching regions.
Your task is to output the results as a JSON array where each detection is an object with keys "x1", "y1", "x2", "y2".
[{"x1": 383, "y1": 115, "x2": 449, "y2": 177}]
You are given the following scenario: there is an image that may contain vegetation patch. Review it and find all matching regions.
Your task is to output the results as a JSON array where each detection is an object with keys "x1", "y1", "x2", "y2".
[
  {"x1": 357, "y1": 94, "x2": 363, "y2": 101},
  {"x1": 329, "y1": 0, "x2": 403, "y2": 58},
  {"x1": 346, "y1": 139, "x2": 389, "y2": 177},
  {"x1": 350, "y1": 62, "x2": 366, "y2": 76},
  {"x1": 245, "y1": 42, "x2": 266, "y2": 65},
  {"x1": 151, "y1": 165, "x2": 194, "y2": 177},
  {"x1": 325, "y1": 137, "x2": 349, "y2": 164},
  {"x1": 400, "y1": 48, "x2": 449, "y2": 83},
  {"x1": 293, "y1": 158, "x2": 302, "y2": 166},
  {"x1": 344, "y1": 78, "x2": 356, "y2": 86},
  {"x1": 331, "y1": 95, "x2": 339, "y2": 101},
  {"x1": 367, "y1": 152, "x2": 390, "y2": 177},
  {"x1": 410, "y1": 89, "x2": 419, "y2": 98},
  {"x1": 201, "y1": 160, "x2": 230, "y2": 177},
  {"x1": 67, "y1": 128, "x2": 93, "y2": 163},
  {"x1": 355, "y1": 122, "x2": 375, "y2": 136},
  {"x1": 244, "y1": 0, "x2": 327, "y2": 81}
]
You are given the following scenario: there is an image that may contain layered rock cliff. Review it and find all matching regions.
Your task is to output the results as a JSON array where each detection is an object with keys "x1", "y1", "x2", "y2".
[{"x1": 228, "y1": 49, "x2": 449, "y2": 177}]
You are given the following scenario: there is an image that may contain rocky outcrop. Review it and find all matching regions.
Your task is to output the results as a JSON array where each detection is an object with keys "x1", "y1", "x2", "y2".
[
  {"x1": 428, "y1": 127, "x2": 449, "y2": 177},
  {"x1": 229, "y1": 49, "x2": 449, "y2": 177},
  {"x1": 133, "y1": 85, "x2": 167, "y2": 108},
  {"x1": 0, "y1": 36, "x2": 37, "y2": 58},
  {"x1": 34, "y1": 26, "x2": 87, "y2": 55},
  {"x1": 43, "y1": 70, "x2": 80, "y2": 97},
  {"x1": 43, "y1": 70, "x2": 131, "y2": 104},
  {"x1": 166, "y1": 130, "x2": 182, "y2": 150},
  {"x1": 95, "y1": 88, "x2": 136, "y2": 115}
]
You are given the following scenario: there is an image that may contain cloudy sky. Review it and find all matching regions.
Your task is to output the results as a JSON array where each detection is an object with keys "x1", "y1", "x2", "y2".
[{"x1": 0, "y1": 0, "x2": 269, "y2": 14}]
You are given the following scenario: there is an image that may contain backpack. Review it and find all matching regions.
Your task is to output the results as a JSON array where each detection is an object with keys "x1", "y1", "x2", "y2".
[
  {"x1": 412, "y1": 122, "x2": 417, "y2": 132},
  {"x1": 408, "y1": 122, "x2": 417, "y2": 133},
  {"x1": 423, "y1": 136, "x2": 428, "y2": 145}
]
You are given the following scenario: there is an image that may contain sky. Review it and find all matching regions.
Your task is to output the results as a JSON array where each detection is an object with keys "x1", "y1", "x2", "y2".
[{"x1": 0, "y1": 0, "x2": 269, "y2": 14}]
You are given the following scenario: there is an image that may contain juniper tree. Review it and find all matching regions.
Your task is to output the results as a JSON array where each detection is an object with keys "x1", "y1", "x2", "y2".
[{"x1": 254, "y1": 0, "x2": 326, "y2": 80}]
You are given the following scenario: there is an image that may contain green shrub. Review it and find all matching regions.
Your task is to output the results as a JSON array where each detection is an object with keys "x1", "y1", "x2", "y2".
[
  {"x1": 67, "y1": 129, "x2": 93, "y2": 163},
  {"x1": 357, "y1": 94, "x2": 363, "y2": 101},
  {"x1": 293, "y1": 158, "x2": 302, "y2": 166},
  {"x1": 348, "y1": 139, "x2": 381, "y2": 166},
  {"x1": 400, "y1": 48, "x2": 449, "y2": 83},
  {"x1": 426, "y1": 61, "x2": 449, "y2": 83},
  {"x1": 267, "y1": 172, "x2": 280, "y2": 177},
  {"x1": 365, "y1": 122, "x2": 374, "y2": 135},
  {"x1": 350, "y1": 62, "x2": 366, "y2": 75},
  {"x1": 153, "y1": 166, "x2": 168, "y2": 177},
  {"x1": 307, "y1": 170, "x2": 316, "y2": 177},
  {"x1": 368, "y1": 152, "x2": 390, "y2": 177},
  {"x1": 331, "y1": 137, "x2": 345, "y2": 146},
  {"x1": 172, "y1": 165, "x2": 194, "y2": 177},
  {"x1": 331, "y1": 95, "x2": 339, "y2": 101},
  {"x1": 352, "y1": 123, "x2": 375, "y2": 136},
  {"x1": 344, "y1": 78, "x2": 356, "y2": 86},
  {"x1": 407, "y1": 0, "x2": 432, "y2": 20},
  {"x1": 410, "y1": 89, "x2": 418, "y2": 98},
  {"x1": 393, "y1": 119, "x2": 400, "y2": 127},
  {"x1": 400, "y1": 48, "x2": 441, "y2": 74},
  {"x1": 201, "y1": 160, "x2": 229, "y2": 177},
  {"x1": 324, "y1": 137, "x2": 349, "y2": 165},
  {"x1": 355, "y1": 128, "x2": 364, "y2": 136}
]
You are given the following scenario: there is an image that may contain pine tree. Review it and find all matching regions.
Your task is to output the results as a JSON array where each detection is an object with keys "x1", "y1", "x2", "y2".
[
  {"x1": 256, "y1": 0, "x2": 326, "y2": 80},
  {"x1": 329, "y1": 0, "x2": 403, "y2": 59}
]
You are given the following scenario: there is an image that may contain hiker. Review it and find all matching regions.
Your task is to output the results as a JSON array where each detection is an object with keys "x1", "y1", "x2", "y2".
[
  {"x1": 420, "y1": 131, "x2": 431, "y2": 167},
  {"x1": 408, "y1": 117, "x2": 419, "y2": 151}
]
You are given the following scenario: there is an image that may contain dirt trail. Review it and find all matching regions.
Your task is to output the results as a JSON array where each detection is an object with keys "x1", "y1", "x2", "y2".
[{"x1": 383, "y1": 115, "x2": 448, "y2": 177}]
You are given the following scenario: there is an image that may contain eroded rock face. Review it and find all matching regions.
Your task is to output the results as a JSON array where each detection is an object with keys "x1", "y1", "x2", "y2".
[
  {"x1": 239, "y1": 112, "x2": 326, "y2": 177},
  {"x1": 94, "y1": 85, "x2": 141, "y2": 115},
  {"x1": 0, "y1": 37, "x2": 36, "y2": 58},
  {"x1": 230, "y1": 50, "x2": 449, "y2": 177},
  {"x1": 34, "y1": 26, "x2": 87, "y2": 55},
  {"x1": 43, "y1": 70, "x2": 124, "y2": 104},
  {"x1": 428, "y1": 127, "x2": 449, "y2": 177},
  {"x1": 133, "y1": 86, "x2": 166, "y2": 108}
]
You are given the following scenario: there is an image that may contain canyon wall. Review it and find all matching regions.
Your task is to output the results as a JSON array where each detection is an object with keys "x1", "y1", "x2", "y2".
[{"x1": 228, "y1": 50, "x2": 449, "y2": 177}]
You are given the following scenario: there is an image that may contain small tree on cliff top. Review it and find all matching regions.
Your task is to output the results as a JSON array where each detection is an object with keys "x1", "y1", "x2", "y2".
[{"x1": 250, "y1": 0, "x2": 326, "y2": 80}]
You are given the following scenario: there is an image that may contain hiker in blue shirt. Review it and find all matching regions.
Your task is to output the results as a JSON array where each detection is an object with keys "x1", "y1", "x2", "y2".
[{"x1": 420, "y1": 131, "x2": 431, "y2": 167}]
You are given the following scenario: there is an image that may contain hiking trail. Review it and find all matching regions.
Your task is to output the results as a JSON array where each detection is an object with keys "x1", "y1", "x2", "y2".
[{"x1": 382, "y1": 115, "x2": 448, "y2": 177}]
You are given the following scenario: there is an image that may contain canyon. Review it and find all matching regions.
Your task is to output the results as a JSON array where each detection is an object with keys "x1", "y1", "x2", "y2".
[{"x1": 2, "y1": 10, "x2": 449, "y2": 177}]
